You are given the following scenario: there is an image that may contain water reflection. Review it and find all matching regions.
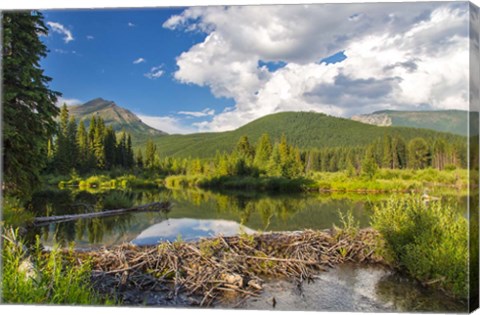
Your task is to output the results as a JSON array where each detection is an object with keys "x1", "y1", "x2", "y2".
[
  {"x1": 237, "y1": 264, "x2": 467, "y2": 312},
  {"x1": 132, "y1": 218, "x2": 255, "y2": 245},
  {"x1": 28, "y1": 187, "x2": 467, "y2": 248}
]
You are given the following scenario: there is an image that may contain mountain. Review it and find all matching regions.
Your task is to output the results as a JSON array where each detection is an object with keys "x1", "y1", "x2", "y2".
[
  {"x1": 142, "y1": 111, "x2": 464, "y2": 158},
  {"x1": 351, "y1": 110, "x2": 475, "y2": 136},
  {"x1": 68, "y1": 98, "x2": 166, "y2": 141}
]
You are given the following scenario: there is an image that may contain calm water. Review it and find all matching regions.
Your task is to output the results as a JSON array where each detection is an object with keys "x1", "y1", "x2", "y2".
[
  {"x1": 26, "y1": 187, "x2": 468, "y2": 312},
  {"x1": 28, "y1": 187, "x2": 466, "y2": 249},
  {"x1": 230, "y1": 264, "x2": 467, "y2": 312}
]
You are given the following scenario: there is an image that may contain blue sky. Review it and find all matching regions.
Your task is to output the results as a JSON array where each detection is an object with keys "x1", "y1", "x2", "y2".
[
  {"x1": 40, "y1": 3, "x2": 470, "y2": 134},
  {"x1": 41, "y1": 9, "x2": 234, "y2": 118}
]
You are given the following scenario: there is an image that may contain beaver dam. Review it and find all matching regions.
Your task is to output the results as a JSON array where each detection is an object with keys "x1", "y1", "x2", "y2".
[{"x1": 74, "y1": 228, "x2": 385, "y2": 306}]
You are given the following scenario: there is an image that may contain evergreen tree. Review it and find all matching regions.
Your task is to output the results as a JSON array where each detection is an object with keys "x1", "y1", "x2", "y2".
[
  {"x1": 235, "y1": 135, "x2": 255, "y2": 161},
  {"x1": 136, "y1": 148, "x2": 144, "y2": 169},
  {"x1": 103, "y1": 126, "x2": 117, "y2": 169},
  {"x1": 126, "y1": 134, "x2": 134, "y2": 168},
  {"x1": 254, "y1": 133, "x2": 273, "y2": 169},
  {"x1": 54, "y1": 104, "x2": 71, "y2": 173},
  {"x1": 267, "y1": 144, "x2": 282, "y2": 177},
  {"x1": 93, "y1": 117, "x2": 106, "y2": 169},
  {"x1": 362, "y1": 145, "x2": 378, "y2": 179},
  {"x1": 76, "y1": 120, "x2": 90, "y2": 172},
  {"x1": 66, "y1": 116, "x2": 78, "y2": 171},
  {"x1": 145, "y1": 139, "x2": 157, "y2": 169},
  {"x1": 407, "y1": 138, "x2": 430, "y2": 169}
]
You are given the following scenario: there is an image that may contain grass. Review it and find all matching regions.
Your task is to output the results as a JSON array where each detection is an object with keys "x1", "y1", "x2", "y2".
[
  {"x1": 1, "y1": 228, "x2": 112, "y2": 305},
  {"x1": 371, "y1": 195, "x2": 468, "y2": 298},
  {"x1": 1, "y1": 196, "x2": 35, "y2": 227},
  {"x1": 311, "y1": 168, "x2": 467, "y2": 193}
]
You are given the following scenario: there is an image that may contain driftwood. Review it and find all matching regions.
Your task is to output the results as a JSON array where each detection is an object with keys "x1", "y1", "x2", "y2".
[{"x1": 33, "y1": 201, "x2": 171, "y2": 226}]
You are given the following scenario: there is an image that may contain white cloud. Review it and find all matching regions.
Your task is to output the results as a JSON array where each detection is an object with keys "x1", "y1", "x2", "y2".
[
  {"x1": 178, "y1": 108, "x2": 215, "y2": 117},
  {"x1": 128, "y1": 22, "x2": 136, "y2": 27},
  {"x1": 56, "y1": 97, "x2": 82, "y2": 107},
  {"x1": 144, "y1": 65, "x2": 164, "y2": 79},
  {"x1": 136, "y1": 114, "x2": 196, "y2": 134},
  {"x1": 47, "y1": 21, "x2": 74, "y2": 43},
  {"x1": 164, "y1": 3, "x2": 469, "y2": 132},
  {"x1": 133, "y1": 57, "x2": 146, "y2": 64}
]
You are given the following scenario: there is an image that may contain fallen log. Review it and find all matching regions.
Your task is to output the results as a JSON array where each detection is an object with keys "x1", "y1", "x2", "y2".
[{"x1": 33, "y1": 201, "x2": 172, "y2": 226}]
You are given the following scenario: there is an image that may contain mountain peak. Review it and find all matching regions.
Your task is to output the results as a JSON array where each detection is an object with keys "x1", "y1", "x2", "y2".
[{"x1": 69, "y1": 98, "x2": 167, "y2": 141}]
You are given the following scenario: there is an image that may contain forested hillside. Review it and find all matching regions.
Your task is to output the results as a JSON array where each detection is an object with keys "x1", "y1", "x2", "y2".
[{"x1": 140, "y1": 111, "x2": 465, "y2": 159}]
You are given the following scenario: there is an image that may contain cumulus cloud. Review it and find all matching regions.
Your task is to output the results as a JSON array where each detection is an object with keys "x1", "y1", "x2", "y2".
[
  {"x1": 133, "y1": 57, "x2": 146, "y2": 64},
  {"x1": 136, "y1": 114, "x2": 196, "y2": 134},
  {"x1": 144, "y1": 65, "x2": 164, "y2": 79},
  {"x1": 163, "y1": 3, "x2": 469, "y2": 132},
  {"x1": 47, "y1": 21, "x2": 74, "y2": 43}
]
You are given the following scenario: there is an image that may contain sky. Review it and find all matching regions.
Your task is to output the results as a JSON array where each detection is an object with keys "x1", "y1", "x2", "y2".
[{"x1": 39, "y1": 2, "x2": 471, "y2": 134}]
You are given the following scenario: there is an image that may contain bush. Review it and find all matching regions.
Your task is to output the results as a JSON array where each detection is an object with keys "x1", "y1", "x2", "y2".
[
  {"x1": 1, "y1": 228, "x2": 110, "y2": 304},
  {"x1": 372, "y1": 195, "x2": 468, "y2": 297},
  {"x1": 1, "y1": 196, "x2": 34, "y2": 227}
]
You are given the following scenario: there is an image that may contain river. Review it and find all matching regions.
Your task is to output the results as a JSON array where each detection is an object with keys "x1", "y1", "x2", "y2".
[{"x1": 25, "y1": 187, "x2": 468, "y2": 312}]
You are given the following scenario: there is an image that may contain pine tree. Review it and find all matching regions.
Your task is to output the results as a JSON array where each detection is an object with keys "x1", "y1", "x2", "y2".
[
  {"x1": 76, "y1": 120, "x2": 90, "y2": 172},
  {"x1": 55, "y1": 105, "x2": 78, "y2": 174},
  {"x1": 235, "y1": 135, "x2": 255, "y2": 162},
  {"x1": 126, "y1": 134, "x2": 134, "y2": 168},
  {"x1": 362, "y1": 145, "x2": 378, "y2": 179},
  {"x1": 145, "y1": 139, "x2": 157, "y2": 169},
  {"x1": 136, "y1": 148, "x2": 144, "y2": 169},
  {"x1": 254, "y1": 133, "x2": 273, "y2": 169},
  {"x1": 267, "y1": 144, "x2": 282, "y2": 177},
  {"x1": 103, "y1": 126, "x2": 117, "y2": 169},
  {"x1": 93, "y1": 117, "x2": 106, "y2": 169},
  {"x1": 66, "y1": 116, "x2": 78, "y2": 171},
  {"x1": 407, "y1": 138, "x2": 430, "y2": 169}
]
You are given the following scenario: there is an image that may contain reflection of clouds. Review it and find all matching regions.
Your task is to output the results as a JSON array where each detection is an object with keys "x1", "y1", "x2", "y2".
[{"x1": 131, "y1": 218, "x2": 255, "y2": 245}]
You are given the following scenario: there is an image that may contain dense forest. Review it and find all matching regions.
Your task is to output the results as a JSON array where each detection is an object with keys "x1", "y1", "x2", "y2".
[
  {"x1": 46, "y1": 105, "x2": 135, "y2": 174},
  {"x1": 133, "y1": 132, "x2": 466, "y2": 180}
]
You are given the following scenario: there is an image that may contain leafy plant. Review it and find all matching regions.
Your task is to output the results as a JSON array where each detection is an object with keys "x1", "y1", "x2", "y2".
[{"x1": 372, "y1": 195, "x2": 468, "y2": 297}]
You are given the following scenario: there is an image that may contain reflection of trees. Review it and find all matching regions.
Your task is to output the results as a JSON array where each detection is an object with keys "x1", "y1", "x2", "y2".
[{"x1": 30, "y1": 188, "x2": 169, "y2": 246}]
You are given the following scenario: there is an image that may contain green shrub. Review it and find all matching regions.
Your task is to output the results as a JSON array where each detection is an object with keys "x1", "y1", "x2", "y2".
[
  {"x1": 372, "y1": 195, "x2": 468, "y2": 297},
  {"x1": 1, "y1": 228, "x2": 110, "y2": 305},
  {"x1": 1, "y1": 196, "x2": 34, "y2": 227}
]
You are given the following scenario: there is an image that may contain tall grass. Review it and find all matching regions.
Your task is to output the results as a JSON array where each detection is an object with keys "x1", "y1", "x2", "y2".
[
  {"x1": 372, "y1": 195, "x2": 468, "y2": 297},
  {"x1": 1, "y1": 228, "x2": 110, "y2": 305},
  {"x1": 1, "y1": 196, "x2": 34, "y2": 227}
]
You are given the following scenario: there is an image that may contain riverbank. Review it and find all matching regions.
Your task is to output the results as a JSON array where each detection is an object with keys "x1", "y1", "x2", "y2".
[{"x1": 44, "y1": 168, "x2": 468, "y2": 194}]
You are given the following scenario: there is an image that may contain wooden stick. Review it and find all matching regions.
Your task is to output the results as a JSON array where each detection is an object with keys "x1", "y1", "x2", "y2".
[{"x1": 33, "y1": 201, "x2": 171, "y2": 225}]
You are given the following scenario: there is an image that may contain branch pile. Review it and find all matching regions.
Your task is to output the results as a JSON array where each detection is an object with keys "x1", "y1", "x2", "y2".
[{"x1": 76, "y1": 228, "x2": 385, "y2": 306}]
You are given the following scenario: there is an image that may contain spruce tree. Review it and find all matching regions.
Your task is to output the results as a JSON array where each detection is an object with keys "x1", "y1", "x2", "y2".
[
  {"x1": 254, "y1": 133, "x2": 273, "y2": 169},
  {"x1": 76, "y1": 120, "x2": 90, "y2": 172}
]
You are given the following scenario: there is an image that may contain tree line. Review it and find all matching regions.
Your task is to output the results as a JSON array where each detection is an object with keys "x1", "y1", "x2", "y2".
[
  {"x1": 135, "y1": 132, "x2": 466, "y2": 180},
  {"x1": 47, "y1": 105, "x2": 135, "y2": 174}
]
